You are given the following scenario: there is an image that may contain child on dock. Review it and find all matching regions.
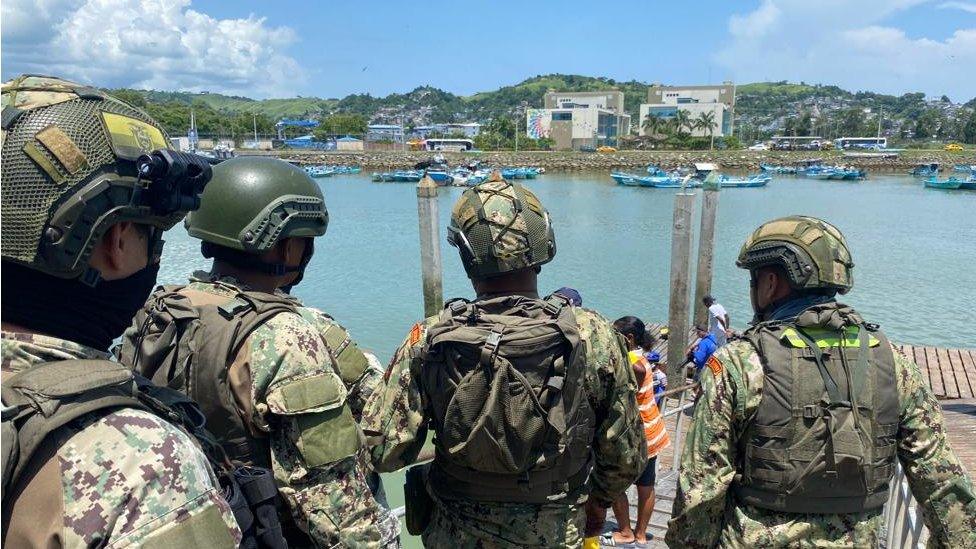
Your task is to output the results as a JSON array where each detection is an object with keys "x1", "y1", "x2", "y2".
[{"x1": 604, "y1": 316, "x2": 671, "y2": 547}]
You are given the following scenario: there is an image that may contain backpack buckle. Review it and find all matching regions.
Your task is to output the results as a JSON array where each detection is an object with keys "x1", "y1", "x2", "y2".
[
  {"x1": 803, "y1": 404, "x2": 821, "y2": 419},
  {"x1": 485, "y1": 330, "x2": 502, "y2": 351},
  {"x1": 542, "y1": 296, "x2": 564, "y2": 316}
]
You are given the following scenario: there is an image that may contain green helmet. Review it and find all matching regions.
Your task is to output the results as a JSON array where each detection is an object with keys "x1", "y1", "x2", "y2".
[
  {"x1": 186, "y1": 156, "x2": 328, "y2": 253},
  {"x1": 736, "y1": 215, "x2": 854, "y2": 294},
  {"x1": 1, "y1": 74, "x2": 209, "y2": 283},
  {"x1": 447, "y1": 175, "x2": 556, "y2": 279}
]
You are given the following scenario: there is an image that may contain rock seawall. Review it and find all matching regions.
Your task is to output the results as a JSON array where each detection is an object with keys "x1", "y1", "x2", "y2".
[{"x1": 241, "y1": 149, "x2": 976, "y2": 172}]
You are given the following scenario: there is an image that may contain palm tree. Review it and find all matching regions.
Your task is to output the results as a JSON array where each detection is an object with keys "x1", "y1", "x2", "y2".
[
  {"x1": 642, "y1": 114, "x2": 664, "y2": 144},
  {"x1": 695, "y1": 111, "x2": 717, "y2": 150},
  {"x1": 674, "y1": 110, "x2": 692, "y2": 139}
]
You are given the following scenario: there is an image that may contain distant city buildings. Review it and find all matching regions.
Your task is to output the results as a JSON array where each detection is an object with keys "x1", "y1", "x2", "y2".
[
  {"x1": 366, "y1": 122, "x2": 481, "y2": 142},
  {"x1": 639, "y1": 83, "x2": 736, "y2": 137},
  {"x1": 526, "y1": 91, "x2": 631, "y2": 151}
]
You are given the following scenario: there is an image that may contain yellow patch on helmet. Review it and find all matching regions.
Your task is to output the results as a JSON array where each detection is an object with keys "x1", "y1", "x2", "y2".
[{"x1": 101, "y1": 112, "x2": 167, "y2": 160}]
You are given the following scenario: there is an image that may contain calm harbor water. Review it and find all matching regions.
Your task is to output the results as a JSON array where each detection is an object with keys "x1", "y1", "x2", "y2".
[{"x1": 157, "y1": 171, "x2": 975, "y2": 543}]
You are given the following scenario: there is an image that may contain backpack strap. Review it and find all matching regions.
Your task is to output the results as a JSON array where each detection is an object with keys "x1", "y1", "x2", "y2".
[{"x1": 1, "y1": 360, "x2": 148, "y2": 499}]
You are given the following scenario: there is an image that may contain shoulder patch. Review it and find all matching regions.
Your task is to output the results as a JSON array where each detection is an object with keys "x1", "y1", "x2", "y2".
[
  {"x1": 706, "y1": 355, "x2": 724, "y2": 376},
  {"x1": 408, "y1": 322, "x2": 423, "y2": 346}
]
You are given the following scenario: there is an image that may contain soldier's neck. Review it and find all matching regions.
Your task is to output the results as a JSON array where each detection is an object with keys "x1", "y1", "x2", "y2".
[
  {"x1": 472, "y1": 269, "x2": 539, "y2": 299},
  {"x1": 210, "y1": 261, "x2": 280, "y2": 294}
]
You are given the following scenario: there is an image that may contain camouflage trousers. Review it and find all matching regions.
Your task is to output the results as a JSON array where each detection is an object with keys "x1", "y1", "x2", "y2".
[{"x1": 421, "y1": 499, "x2": 584, "y2": 548}]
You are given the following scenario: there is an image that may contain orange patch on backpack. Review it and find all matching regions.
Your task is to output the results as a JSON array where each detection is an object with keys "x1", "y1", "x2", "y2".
[
  {"x1": 707, "y1": 356, "x2": 723, "y2": 376},
  {"x1": 408, "y1": 322, "x2": 423, "y2": 346}
]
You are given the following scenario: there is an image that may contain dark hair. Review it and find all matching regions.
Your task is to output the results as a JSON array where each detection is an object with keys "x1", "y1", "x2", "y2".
[
  {"x1": 613, "y1": 316, "x2": 656, "y2": 349},
  {"x1": 702, "y1": 295, "x2": 714, "y2": 306}
]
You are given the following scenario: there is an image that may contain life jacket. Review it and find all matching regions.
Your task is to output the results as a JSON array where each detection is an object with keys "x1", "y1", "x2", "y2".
[
  {"x1": 0, "y1": 359, "x2": 286, "y2": 548},
  {"x1": 732, "y1": 302, "x2": 900, "y2": 514},
  {"x1": 415, "y1": 294, "x2": 596, "y2": 504}
]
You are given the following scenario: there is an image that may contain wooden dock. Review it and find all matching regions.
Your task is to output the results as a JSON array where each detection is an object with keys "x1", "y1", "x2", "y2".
[{"x1": 600, "y1": 338, "x2": 976, "y2": 548}]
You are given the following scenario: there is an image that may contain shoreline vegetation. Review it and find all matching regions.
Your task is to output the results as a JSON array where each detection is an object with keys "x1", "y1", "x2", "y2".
[{"x1": 245, "y1": 149, "x2": 976, "y2": 172}]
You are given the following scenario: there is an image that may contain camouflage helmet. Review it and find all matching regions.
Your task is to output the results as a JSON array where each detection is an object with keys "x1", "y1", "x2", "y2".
[
  {"x1": 736, "y1": 215, "x2": 854, "y2": 294},
  {"x1": 185, "y1": 156, "x2": 328, "y2": 253},
  {"x1": 447, "y1": 174, "x2": 555, "y2": 279},
  {"x1": 1, "y1": 74, "x2": 210, "y2": 284}
]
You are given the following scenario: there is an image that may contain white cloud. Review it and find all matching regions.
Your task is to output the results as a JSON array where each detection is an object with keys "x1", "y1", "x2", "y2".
[
  {"x1": 939, "y1": 1, "x2": 976, "y2": 13},
  {"x1": 716, "y1": 1, "x2": 976, "y2": 100},
  {"x1": 1, "y1": 0, "x2": 302, "y2": 97}
]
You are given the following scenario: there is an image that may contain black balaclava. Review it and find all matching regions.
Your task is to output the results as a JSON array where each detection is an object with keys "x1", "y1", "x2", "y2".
[{"x1": 2, "y1": 261, "x2": 160, "y2": 351}]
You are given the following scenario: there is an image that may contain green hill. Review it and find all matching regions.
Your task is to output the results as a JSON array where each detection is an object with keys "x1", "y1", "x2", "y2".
[{"x1": 106, "y1": 75, "x2": 976, "y2": 143}]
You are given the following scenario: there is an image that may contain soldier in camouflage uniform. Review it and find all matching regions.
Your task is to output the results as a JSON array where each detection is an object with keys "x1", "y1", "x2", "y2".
[
  {"x1": 363, "y1": 175, "x2": 646, "y2": 547},
  {"x1": 1, "y1": 75, "x2": 241, "y2": 547},
  {"x1": 667, "y1": 215, "x2": 976, "y2": 548},
  {"x1": 118, "y1": 156, "x2": 401, "y2": 547}
]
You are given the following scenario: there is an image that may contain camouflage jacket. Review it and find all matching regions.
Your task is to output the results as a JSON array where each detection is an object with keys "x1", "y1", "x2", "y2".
[
  {"x1": 1, "y1": 331, "x2": 242, "y2": 548},
  {"x1": 667, "y1": 332, "x2": 976, "y2": 548},
  {"x1": 363, "y1": 301, "x2": 646, "y2": 547},
  {"x1": 181, "y1": 275, "x2": 400, "y2": 548}
]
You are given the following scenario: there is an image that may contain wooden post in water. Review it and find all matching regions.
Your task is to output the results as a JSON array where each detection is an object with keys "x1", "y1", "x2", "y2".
[
  {"x1": 693, "y1": 178, "x2": 720, "y2": 328},
  {"x1": 417, "y1": 175, "x2": 444, "y2": 316},
  {"x1": 666, "y1": 188, "x2": 696, "y2": 388}
]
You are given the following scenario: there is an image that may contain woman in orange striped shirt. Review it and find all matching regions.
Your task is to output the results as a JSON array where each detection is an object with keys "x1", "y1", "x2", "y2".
[{"x1": 605, "y1": 316, "x2": 670, "y2": 547}]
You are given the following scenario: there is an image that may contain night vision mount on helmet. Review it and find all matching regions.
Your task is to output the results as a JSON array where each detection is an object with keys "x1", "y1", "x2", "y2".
[
  {"x1": 736, "y1": 215, "x2": 855, "y2": 294},
  {"x1": 1, "y1": 74, "x2": 214, "y2": 285},
  {"x1": 447, "y1": 175, "x2": 556, "y2": 280}
]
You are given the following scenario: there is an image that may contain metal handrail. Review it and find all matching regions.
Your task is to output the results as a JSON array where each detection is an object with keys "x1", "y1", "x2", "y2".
[{"x1": 883, "y1": 462, "x2": 926, "y2": 547}]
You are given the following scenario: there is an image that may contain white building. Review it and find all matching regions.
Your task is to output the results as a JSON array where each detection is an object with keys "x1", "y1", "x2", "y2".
[
  {"x1": 639, "y1": 83, "x2": 736, "y2": 138},
  {"x1": 526, "y1": 91, "x2": 631, "y2": 150}
]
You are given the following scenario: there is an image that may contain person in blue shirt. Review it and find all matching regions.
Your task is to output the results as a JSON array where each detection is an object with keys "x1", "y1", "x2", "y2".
[{"x1": 688, "y1": 324, "x2": 718, "y2": 378}]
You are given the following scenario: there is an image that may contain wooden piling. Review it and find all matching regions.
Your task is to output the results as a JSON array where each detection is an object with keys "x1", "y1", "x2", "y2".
[
  {"x1": 667, "y1": 190, "x2": 696, "y2": 387},
  {"x1": 693, "y1": 180, "x2": 720, "y2": 328},
  {"x1": 417, "y1": 175, "x2": 444, "y2": 316}
]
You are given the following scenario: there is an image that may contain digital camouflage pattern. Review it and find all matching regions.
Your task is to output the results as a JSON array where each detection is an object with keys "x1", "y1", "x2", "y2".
[
  {"x1": 182, "y1": 274, "x2": 400, "y2": 547},
  {"x1": 667, "y1": 334, "x2": 976, "y2": 548},
  {"x1": 363, "y1": 304, "x2": 646, "y2": 547},
  {"x1": 1, "y1": 331, "x2": 241, "y2": 548},
  {"x1": 448, "y1": 178, "x2": 555, "y2": 279}
]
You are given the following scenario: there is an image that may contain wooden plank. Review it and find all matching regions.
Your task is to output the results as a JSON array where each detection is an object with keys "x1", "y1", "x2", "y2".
[
  {"x1": 948, "y1": 349, "x2": 975, "y2": 399},
  {"x1": 937, "y1": 347, "x2": 962, "y2": 399},
  {"x1": 959, "y1": 350, "x2": 976, "y2": 399},
  {"x1": 916, "y1": 345, "x2": 942, "y2": 397},
  {"x1": 930, "y1": 346, "x2": 959, "y2": 399}
]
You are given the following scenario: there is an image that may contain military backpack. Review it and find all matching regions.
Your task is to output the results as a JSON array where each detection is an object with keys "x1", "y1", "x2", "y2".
[
  {"x1": 0, "y1": 359, "x2": 286, "y2": 548},
  {"x1": 732, "y1": 302, "x2": 900, "y2": 514},
  {"x1": 415, "y1": 294, "x2": 596, "y2": 504}
]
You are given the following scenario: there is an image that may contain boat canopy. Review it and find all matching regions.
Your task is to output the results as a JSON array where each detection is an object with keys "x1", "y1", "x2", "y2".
[{"x1": 694, "y1": 162, "x2": 718, "y2": 171}]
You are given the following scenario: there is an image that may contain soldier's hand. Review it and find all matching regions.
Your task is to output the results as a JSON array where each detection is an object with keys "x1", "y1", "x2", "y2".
[{"x1": 583, "y1": 496, "x2": 608, "y2": 537}]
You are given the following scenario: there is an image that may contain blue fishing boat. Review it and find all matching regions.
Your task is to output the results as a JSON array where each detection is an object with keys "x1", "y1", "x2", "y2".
[
  {"x1": 610, "y1": 172, "x2": 643, "y2": 186},
  {"x1": 425, "y1": 169, "x2": 454, "y2": 185},
  {"x1": 718, "y1": 174, "x2": 771, "y2": 188},
  {"x1": 953, "y1": 164, "x2": 976, "y2": 173},
  {"x1": 924, "y1": 175, "x2": 966, "y2": 190},
  {"x1": 759, "y1": 163, "x2": 797, "y2": 174},
  {"x1": 910, "y1": 163, "x2": 940, "y2": 177}
]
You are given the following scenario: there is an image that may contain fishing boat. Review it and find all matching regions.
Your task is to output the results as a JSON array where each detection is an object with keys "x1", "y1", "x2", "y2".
[
  {"x1": 610, "y1": 172, "x2": 643, "y2": 186},
  {"x1": 759, "y1": 163, "x2": 797, "y2": 174},
  {"x1": 371, "y1": 170, "x2": 423, "y2": 183},
  {"x1": 910, "y1": 163, "x2": 940, "y2": 177},
  {"x1": 425, "y1": 169, "x2": 454, "y2": 185},
  {"x1": 306, "y1": 166, "x2": 335, "y2": 178},
  {"x1": 718, "y1": 174, "x2": 771, "y2": 188},
  {"x1": 796, "y1": 159, "x2": 827, "y2": 176},
  {"x1": 953, "y1": 164, "x2": 976, "y2": 173},
  {"x1": 645, "y1": 177, "x2": 702, "y2": 189},
  {"x1": 924, "y1": 176, "x2": 966, "y2": 190}
]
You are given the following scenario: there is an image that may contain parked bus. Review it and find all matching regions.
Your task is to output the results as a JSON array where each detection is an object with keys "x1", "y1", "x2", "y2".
[
  {"x1": 424, "y1": 138, "x2": 474, "y2": 152},
  {"x1": 834, "y1": 137, "x2": 888, "y2": 150}
]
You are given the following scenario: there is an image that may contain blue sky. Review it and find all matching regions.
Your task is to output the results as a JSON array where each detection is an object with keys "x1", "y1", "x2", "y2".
[{"x1": 3, "y1": 0, "x2": 974, "y2": 100}]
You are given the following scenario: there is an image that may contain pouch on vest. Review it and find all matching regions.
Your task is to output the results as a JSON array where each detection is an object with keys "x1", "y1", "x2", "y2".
[
  {"x1": 404, "y1": 463, "x2": 434, "y2": 536},
  {"x1": 265, "y1": 371, "x2": 362, "y2": 467},
  {"x1": 734, "y1": 303, "x2": 900, "y2": 514},
  {"x1": 419, "y1": 294, "x2": 596, "y2": 504}
]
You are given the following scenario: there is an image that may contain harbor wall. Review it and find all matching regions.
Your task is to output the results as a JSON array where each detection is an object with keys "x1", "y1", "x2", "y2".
[{"x1": 240, "y1": 149, "x2": 976, "y2": 172}]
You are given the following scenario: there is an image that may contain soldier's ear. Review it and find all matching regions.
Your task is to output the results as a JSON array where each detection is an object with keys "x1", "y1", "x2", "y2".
[{"x1": 90, "y1": 222, "x2": 146, "y2": 281}]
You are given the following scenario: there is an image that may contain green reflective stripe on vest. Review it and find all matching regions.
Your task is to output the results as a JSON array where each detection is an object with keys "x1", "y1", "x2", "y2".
[{"x1": 781, "y1": 326, "x2": 880, "y2": 348}]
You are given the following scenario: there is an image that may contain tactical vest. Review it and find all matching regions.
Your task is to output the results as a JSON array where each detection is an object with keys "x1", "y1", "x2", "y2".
[
  {"x1": 0, "y1": 359, "x2": 279, "y2": 548},
  {"x1": 732, "y1": 303, "x2": 900, "y2": 514},
  {"x1": 416, "y1": 294, "x2": 596, "y2": 504},
  {"x1": 118, "y1": 283, "x2": 367, "y2": 469}
]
